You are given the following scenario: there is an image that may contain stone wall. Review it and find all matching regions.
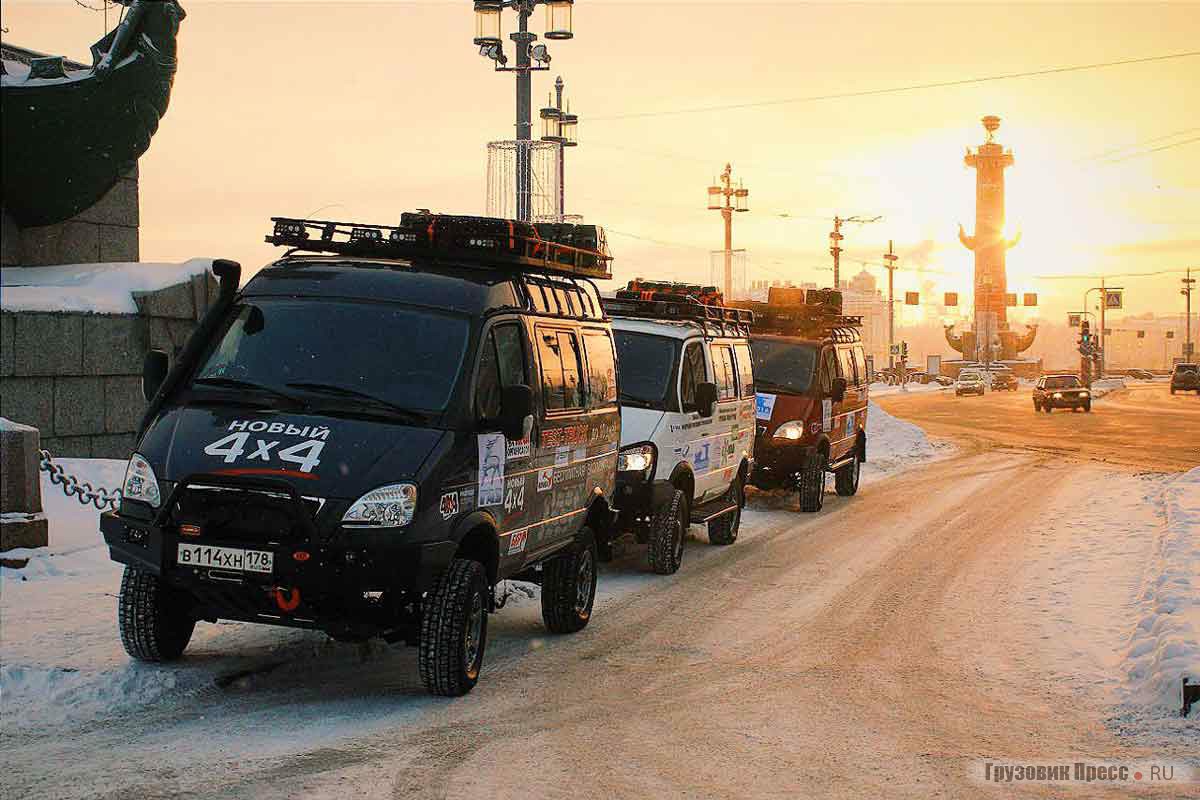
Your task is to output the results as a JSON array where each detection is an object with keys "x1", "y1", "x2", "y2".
[
  {"x1": 0, "y1": 170, "x2": 139, "y2": 268},
  {"x1": 0, "y1": 274, "x2": 218, "y2": 459}
]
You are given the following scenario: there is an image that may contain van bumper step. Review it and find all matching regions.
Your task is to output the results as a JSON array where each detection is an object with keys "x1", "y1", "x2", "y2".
[
  {"x1": 827, "y1": 455, "x2": 855, "y2": 472},
  {"x1": 690, "y1": 501, "x2": 739, "y2": 524}
]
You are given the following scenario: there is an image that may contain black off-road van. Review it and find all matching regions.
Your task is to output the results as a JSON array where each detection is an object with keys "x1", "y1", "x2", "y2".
[{"x1": 100, "y1": 213, "x2": 621, "y2": 696}]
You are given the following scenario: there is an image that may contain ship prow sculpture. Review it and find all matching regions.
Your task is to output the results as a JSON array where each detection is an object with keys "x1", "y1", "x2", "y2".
[
  {"x1": 1, "y1": 0, "x2": 186, "y2": 227},
  {"x1": 944, "y1": 116, "x2": 1038, "y2": 367}
]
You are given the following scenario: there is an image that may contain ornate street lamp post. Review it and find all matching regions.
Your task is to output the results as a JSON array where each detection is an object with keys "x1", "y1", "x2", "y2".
[
  {"x1": 540, "y1": 76, "x2": 579, "y2": 221},
  {"x1": 473, "y1": 0, "x2": 575, "y2": 222}
]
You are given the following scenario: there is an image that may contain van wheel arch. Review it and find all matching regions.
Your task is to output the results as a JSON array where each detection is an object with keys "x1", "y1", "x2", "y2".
[
  {"x1": 669, "y1": 463, "x2": 696, "y2": 504},
  {"x1": 453, "y1": 518, "x2": 500, "y2": 588}
]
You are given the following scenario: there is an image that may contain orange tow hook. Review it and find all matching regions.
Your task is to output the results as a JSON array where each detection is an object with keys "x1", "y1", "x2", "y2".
[{"x1": 273, "y1": 587, "x2": 301, "y2": 612}]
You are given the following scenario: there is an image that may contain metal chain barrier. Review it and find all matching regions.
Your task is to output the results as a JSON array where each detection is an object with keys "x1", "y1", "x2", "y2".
[{"x1": 38, "y1": 449, "x2": 122, "y2": 511}]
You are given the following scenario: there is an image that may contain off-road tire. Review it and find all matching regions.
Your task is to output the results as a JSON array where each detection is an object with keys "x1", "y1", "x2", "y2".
[
  {"x1": 648, "y1": 490, "x2": 687, "y2": 574},
  {"x1": 1044, "y1": 403, "x2": 1053, "y2": 413},
  {"x1": 1084, "y1": 401, "x2": 1092, "y2": 413},
  {"x1": 707, "y1": 479, "x2": 743, "y2": 546},
  {"x1": 118, "y1": 566, "x2": 195, "y2": 662},
  {"x1": 797, "y1": 451, "x2": 827, "y2": 513},
  {"x1": 542, "y1": 530, "x2": 598, "y2": 634},
  {"x1": 419, "y1": 558, "x2": 489, "y2": 697},
  {"x1": 1033, "y1": 400, "x2": 1041, "y2": 412},
  {"x1": 835, "y1": 449, "x2": 862, "y2": 497}
]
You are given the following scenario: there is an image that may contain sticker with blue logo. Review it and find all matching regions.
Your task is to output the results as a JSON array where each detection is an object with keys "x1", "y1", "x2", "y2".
[{"x1": 755, "y1": 393, "x2": 777, "y2": 421}]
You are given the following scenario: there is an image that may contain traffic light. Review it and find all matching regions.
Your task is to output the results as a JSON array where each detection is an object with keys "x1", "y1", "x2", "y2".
[
  {"x1": 901, "y1": 341, "x2": 909, "y2": 360},
  {"x1": 1080, "y1": 320, "x2": 1091, "y2": 345}
]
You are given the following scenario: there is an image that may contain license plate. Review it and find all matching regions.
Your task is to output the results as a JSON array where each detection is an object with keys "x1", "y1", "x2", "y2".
[{"x1": 177, "y1": 543, "x2": 274, "y2": 574}]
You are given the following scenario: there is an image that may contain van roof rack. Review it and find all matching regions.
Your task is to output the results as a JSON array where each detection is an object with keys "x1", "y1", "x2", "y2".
[
  {"x1": 265, "y1": 213, "x2": 612, "y2": 280},
  {"x1": 731, "y1": 293, "x2": 861, "y2": 343},
  {"x1": 602, "y1": 280, "x2": 753, "y2": 337}
]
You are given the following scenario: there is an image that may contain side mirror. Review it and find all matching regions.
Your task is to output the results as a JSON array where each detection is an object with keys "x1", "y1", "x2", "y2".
[
  {"x1": 142, "y1": 349, "x2": 170, "y2": 402},
  {"x1": 499, "y1": 384, "x2": 535, "y2": 442},
  {"x1": 831, "y1": 376, "x2": 848, "y2": 403},
  {"x1": 694, "y1": 382, "x2": 719, "y2": 418}
]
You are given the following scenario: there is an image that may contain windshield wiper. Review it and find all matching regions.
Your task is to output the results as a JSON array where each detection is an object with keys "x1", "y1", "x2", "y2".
[
  {"x1": 193, "y1": 376, "x2": 304, "y2": 407},
  {"x1": 755, "y1": 379, "x2": 800, "y2": 394},
  {"x1": 619, "y1": 395, "x2": 658, "y2": 409},
  {"x1": 285, "y1": 382, "x2": 428, "y2": 423}
]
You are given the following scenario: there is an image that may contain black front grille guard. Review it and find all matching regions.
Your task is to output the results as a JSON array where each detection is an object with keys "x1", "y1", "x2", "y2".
[{"x1": 153, "y1": 473, "x2": 322, "y2": 545}]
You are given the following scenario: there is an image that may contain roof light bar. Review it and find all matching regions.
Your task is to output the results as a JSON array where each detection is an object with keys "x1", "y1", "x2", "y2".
[{"x1": 265, "y1": 213, "x2": 612, "y2": 280}]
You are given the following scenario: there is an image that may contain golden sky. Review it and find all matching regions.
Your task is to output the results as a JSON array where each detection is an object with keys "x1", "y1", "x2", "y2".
[{"x1": 3, "y1": 1, "x2": 1198, "y2": 323}]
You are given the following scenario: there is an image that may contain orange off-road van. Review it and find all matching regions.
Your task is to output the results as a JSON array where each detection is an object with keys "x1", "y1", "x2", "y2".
[{"x1": 730, "y1": 288, "x2": 868, "y2": 512}]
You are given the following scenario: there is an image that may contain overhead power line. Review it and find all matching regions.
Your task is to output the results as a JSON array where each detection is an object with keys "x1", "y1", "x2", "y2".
[
  {"x1": 591, "y1": 51, "x2": 1200, "y2": 121},
  {"x1": 1033, "y1": 268, "x2": 1194, "y2": 280},
  {"x1": 1080, "y1": 126, "x2": 1200, "y2": 162},
  {"x1": 1100, "y1": 136, "x2": 1200, "y2": 163}
]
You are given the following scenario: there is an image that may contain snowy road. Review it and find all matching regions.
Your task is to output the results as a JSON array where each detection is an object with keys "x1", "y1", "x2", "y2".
[{"x1": 2, "y1": 389, "x2": 1196, "y2": 798}]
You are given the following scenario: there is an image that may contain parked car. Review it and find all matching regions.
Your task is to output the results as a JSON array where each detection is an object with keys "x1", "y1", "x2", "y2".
[
  {"x1": 1127, "y1": 368, "x2": 1156, "y2": 381},
  {"x1": 605, "y1": 283, "x2": 755, "y2": 574},
  {"x1": 955, "y1": 370, "x2": 986, "y2": 396},
  {"x1": 1033, "y1": 374, "x2": 1091, "y2": 412},
  {"x1": 731, "y1": 288, "x2": 868, "y2": 513},
  {"x1": 1170, "y1": 363, "x2": 1199, "y2": 394},
  {"x1": 100, "y1": 214, "x2": 621, "y2": 696}
]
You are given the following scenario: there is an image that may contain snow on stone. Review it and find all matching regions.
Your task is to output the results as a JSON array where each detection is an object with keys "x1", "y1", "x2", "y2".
[
  {"x1": 1121, "y1": 467, "x2": 1200, "y2": 723},
  {"x1": 0, "y1": 258, "x2": 213, "y2": 315}
]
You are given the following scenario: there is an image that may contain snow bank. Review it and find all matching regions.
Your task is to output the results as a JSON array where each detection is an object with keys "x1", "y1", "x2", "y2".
[
  {"x1": 1089, "y1": 376, "x2": 1127, "y2": 399},
  {"x1": 861, "y1": 400, "x2": 953, "y2": 483},
  {"x1": 1121, "y1": 467, "x2": 1200, "y2": 721},
  {"x1": 868, "y1": 381, "x2": 949, "y2": 397},
  {"x1": 0, "y1": 259, "x2": 213, "y2": 315}
]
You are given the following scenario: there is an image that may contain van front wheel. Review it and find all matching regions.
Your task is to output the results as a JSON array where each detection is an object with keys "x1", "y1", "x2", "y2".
[
  {"x1": 798, "y1": 452, "x2": 827, "y2": 513},
  {"x1": 119, "y1": 567, "x2": 195, "y2": 662},
  {"x1": 419, "y1": 558, "x2": 489, "y2": 697},
  {"x1": 648, "y1": 490, "x2": 687, "y2": 574}
]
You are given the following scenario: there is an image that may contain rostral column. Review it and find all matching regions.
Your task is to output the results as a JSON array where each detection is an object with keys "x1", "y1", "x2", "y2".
[{"x1": 945, "y1": 116, "x2": 1036, "y2": 363}]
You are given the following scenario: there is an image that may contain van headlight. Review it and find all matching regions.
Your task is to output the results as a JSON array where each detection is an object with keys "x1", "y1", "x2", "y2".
[
  {"x1": 1053, "y1": 392, "x2": 1063, "y2": 399},
  {"x1": 342, "y1": 483, "x2": 417, "y2": 528},
  {"x1": 618, "y1": 443, "x2": 656, "y2": 476},
  {"x1": 773, "y1": 421, "x2": 806, "y2": 441},
  {"x1": 122, "y1": 453, "x2": 162, "y2": 508}
]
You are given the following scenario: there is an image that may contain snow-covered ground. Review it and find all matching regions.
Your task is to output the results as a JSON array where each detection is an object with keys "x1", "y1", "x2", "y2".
[
  {"x1": 993, "y1": 465, "x2": 1200, "y2": 749},
  {"x1": 0, "y1": 403, "x2": 949, "y2": 738}
]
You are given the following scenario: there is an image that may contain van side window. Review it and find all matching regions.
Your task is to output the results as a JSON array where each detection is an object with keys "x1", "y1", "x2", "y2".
[
  {"x1": 476, "y1": 324, "x2": 527, "y2": 420},
  {"x1": 852, "y1": 346, "x2": 866, "y2": 386},
  {"x1": 838, "y1": 348, "x2": 857, "y2": 386},
  {"x1": 733, "y1": 343, "x2": 755, "y2": 397},
  {"x1": 820, "y1": 348, "x2": 837, "y2": 394},
  {"x1": 710, "y1": 344, "x2": 737, "y2": 401},
  {"x1": 680, "y1": 341, "x2": 706, "y2": 412},
  {"x1": 538, "y1": 328, "x2": 585, "y2": 411},
  {"x1": 495, "y1": 325, "x2": 527, "y2": 388},
  {"x1": 582, "y1": 330, "x2": 617, "y2": 408},
  {"x1": 476, "y1": 330, "x2": 502, "y2": 420}
]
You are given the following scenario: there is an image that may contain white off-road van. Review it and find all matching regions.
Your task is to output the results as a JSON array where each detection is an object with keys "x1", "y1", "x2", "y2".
[{"x1": 602, "y1": 282, "x2": 756, "y2": 574}]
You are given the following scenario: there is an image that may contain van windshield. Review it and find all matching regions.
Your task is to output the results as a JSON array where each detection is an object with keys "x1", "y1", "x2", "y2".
[
  {"x1": 750, "y1": 338, "x2": 818, "y2": 394},
  {"x1": 191, "y1": 299, "x2": 471, "y2": 413},
  {"x1": 613, "y1": 331, "x2": 679, "y2": 409}
]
